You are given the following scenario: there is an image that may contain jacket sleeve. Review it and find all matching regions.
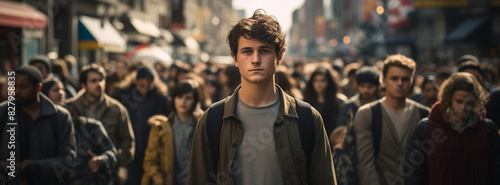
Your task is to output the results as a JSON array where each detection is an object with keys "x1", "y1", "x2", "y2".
[
  {"x1": 404, "y1": 119, "x2": 429, "y2": 185},
  {"x1": 187, "y1": 111, "x2": 218, "y2": 185},
  {"x1": 336, "y1": 102, "x2": 350, "y2": 127},
  {"x1": 116, "y1": 104, "x2": 135, "y2": 166},
  {"x1": 93, "y1": 120, "x2": 118, "y2": 173},
  {"x1": 353, "y1": 105, "x2": 381, "y2": 185},
  {"x1": 36, "y1": 107, "x2": 76, "y2": 182},
  {"x1": 485, "y1": 119, "x2": 500, "y2": 185},
  {"x1": 142, "y1": 124, "x2": 172, "y2": 185},
  {"x1": 308, "y1": 107, "x2": 337, "y2": 185}
]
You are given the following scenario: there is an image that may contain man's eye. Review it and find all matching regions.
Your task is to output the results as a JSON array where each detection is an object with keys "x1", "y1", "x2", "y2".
[
  {"x1": 260, "y1": 50, "x2": 270, "y2": 53},
  {"x1": 242, "y1": 50, "x2": 252, "y2": 54}
]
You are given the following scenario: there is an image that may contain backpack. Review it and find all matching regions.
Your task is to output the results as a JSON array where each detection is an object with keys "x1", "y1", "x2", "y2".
[
  {"x1": 206, "y1": 98, "x2": 315, "y2": 182},
  {"x1": 333, "y1": 101, "x2": 429, "y2": 185}
]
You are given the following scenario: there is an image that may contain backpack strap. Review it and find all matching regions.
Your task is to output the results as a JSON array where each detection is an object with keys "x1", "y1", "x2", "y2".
[
  {"x1": 206, "y1": 98, "x2": 226, "y2": 167},
  {"x1": 295, "y1": 98, "x2": 315, "y2": 182},
  {"x1": 370, "y1": 102, "x2": 383, "y2": 159}
]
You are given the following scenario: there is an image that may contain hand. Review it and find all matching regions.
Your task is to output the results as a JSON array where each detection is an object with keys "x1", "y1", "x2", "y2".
[
  {"x1": 88, "y1": 150, "x2": 102, "y2": 173},
  {"x1": 19, "y1": 160, "x2": 39, "y2": 175}
]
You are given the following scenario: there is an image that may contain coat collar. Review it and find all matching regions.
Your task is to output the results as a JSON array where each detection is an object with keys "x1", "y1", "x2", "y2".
[{"x1": 222, "y1": 84, "x2": 299, "y2": 123}]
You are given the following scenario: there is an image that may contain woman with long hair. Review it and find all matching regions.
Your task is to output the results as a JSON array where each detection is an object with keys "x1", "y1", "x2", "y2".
[
  {"x1": 303, "y1": 66, "x2": 346, "y2": 136},
  {"x1": 142, "y1": 79, "x2": 203, "y2": 185}
]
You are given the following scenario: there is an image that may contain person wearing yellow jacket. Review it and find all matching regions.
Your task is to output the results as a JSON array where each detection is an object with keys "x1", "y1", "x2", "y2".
[{"x1": 142, "y1": 79, "x2": 203, "y2": 185}]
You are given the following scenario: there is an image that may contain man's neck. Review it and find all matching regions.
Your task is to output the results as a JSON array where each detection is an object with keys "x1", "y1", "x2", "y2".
[
  {"x1": 383, "y1": 96, "x2": 407, "y2": 112},
  {"x1": 361, "y1": 96, "x2": 378, "y2": 105},
  {"x1": 239, "y1": 79, "x2": 277, "y2": 107},
  {"x1": 85, "y1": 93, "x2": 101, "y2": 104}
]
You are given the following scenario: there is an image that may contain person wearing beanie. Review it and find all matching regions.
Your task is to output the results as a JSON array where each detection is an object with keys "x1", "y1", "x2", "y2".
[
  {"x1": 28, "y1": 55, "x2": 54, "y2": 81},
  {"x1": 0, "y1": 65, "x2": 76, "y2": 184},
  {"x1": 337, "y1": 66, "x2": 381, "y2": 127},
  {"x1": 112, "y1": 66, "x2": 169, "y2": 185},
  {"x1": 457, "y1": 55, "x2": 497, "y2": 92}
]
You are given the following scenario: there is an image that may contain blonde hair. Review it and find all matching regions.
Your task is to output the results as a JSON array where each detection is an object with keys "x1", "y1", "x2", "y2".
[{"x1": 438, "y1": 72, "x2": 489, "y2": 113}]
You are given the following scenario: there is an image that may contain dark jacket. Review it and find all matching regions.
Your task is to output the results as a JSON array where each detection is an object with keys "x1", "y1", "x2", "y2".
[
  {"x1": 187, "y1": 85, "x2": 337, "y2": 185},
  {"x1": 404, "y1": 103, "x2": 500, "y2": 185},
  {"x1": 0, "y1": 93, "x2": 76, "y2": 184},
  {"x1": 71, "y1": 116, "x2": 117, "y2": 185},
  {"x1": 337, "y1": 94, "x2": 363, "y2": 127}
]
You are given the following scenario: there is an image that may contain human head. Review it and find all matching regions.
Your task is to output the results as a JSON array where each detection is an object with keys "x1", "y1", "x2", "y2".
[
  {"x1": 355, "y1": 66, "x2": 380, "y2": 101},
  {"x1": 15, "y1": 65, "x2": 43, "y2": 106},
  {"x1": 115, "y1": 60, "x2": 129, "y2": 80},
  {"x1": 227, "y1": 9, "x2": 286, "y2": 60},
  {"x1": 304, "y1": 66, "x2": 339, "y2": 101},
  {"x1": 458, "y1": 60, "x2": 483, "y2": 80},
  {"x1": 41, "y1": 78, "x2": 66, "y2": 105},
  {"x1": 29, "y1": 55, "x2": 51, "y2": 79},
  {"x1": 135, "y1": 66, "x2": 156, "y2": 96},
  {"x1": 382, "y1": 54, "x2": 416, "y2": 100},
  {"x1": 421, "y1": 75, "x2": 438, "y2": 102},
  {"x1": 79, "y1": 64, "x2": 107, "y2": 100},
  {"x1": 171, "y1": 79, "x2": 200, "y2": 115},
  {"x1": 438, "y1": 72, "x2": 489, "y2": 119}
]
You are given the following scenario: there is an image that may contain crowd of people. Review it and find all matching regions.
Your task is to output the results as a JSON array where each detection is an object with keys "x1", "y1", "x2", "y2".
[{"x1": 1, "y1": 9, "x2": 500, "y2": 185}]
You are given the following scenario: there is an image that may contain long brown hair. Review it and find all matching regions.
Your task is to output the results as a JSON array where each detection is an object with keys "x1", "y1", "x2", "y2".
[{"x1": 438, "y1": 72, "x2": 489, "y2": 113}]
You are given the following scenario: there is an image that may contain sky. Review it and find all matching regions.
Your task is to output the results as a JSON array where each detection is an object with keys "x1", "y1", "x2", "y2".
[{"x1": 232, "y1": 0, "x2": 306, "y2": 32}]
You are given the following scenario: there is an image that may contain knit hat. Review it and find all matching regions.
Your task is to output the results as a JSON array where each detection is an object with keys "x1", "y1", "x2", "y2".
[
  {"x1": 28, "y1": 55, "x2": 51, "y2": 73},
  {"x1": 355, "y1": 66, "x2": 380, "y2": 86},
  {"x1": 136, "y1": 66, "x2": 155, "y2": 80},
  {"x1": 15, "y1": 65, "x2": 43, "y2": 85},
  {"x1": 457, "y1": 54, "x2": 479, "y2": 66}
]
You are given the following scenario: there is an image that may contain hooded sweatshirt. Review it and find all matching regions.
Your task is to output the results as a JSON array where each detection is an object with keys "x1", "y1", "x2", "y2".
[{"x1": 427, "y1": 102, "x2": 489, "y2": 185}]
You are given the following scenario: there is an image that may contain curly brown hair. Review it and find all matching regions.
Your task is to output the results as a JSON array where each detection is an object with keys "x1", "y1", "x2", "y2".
[
  {"x1": 438, "y1": 72, "x2": 489, "y2": 113},
  {"x1": 226, "y1": 9, "x2": 286, "y2": 58},
  {"x1": 382, "y1": 54, "x2": 416, "y2": 78}
]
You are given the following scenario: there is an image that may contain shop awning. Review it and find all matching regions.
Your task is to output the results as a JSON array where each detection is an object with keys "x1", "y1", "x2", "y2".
[
  {"x1": 172, "y1": 32, "x2": 200, "y2": 55},
  {"x1": 446, "y1": 17, "x2": 488, "y2": 42},
  {"x1": 78, "y1": 16, "x2": 126, "y2": 53},
  {"x1": 0, "y1": 1, "x2": 47, "y2": 28},
  {"x1": 121, "y1": 14, "x2": 161, "y2": 43},
  {"x1": 129, "y1": 18, "x2": 161, "y2": 37}
]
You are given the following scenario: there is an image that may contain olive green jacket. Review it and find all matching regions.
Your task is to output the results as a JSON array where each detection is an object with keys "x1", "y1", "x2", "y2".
[{"x1": 187, "y1": 85, "x2": 337, "y2": 185}]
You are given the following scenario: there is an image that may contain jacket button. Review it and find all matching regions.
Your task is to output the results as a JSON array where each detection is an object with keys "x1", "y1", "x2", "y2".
[{"x1": 232, "y1": 143, "x2": 238, "y2": 148}]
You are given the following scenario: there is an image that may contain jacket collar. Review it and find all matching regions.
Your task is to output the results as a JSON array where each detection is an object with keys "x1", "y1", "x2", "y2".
[
  {"x1": 39, "y1": 93, "x2": 57, "y2": 117},
  {"x1": 68, "y1": 89, "x2": 111, "y2": 114},
  {"x1": 222, "y1": 84, "x2": 299, "y2": 123}
]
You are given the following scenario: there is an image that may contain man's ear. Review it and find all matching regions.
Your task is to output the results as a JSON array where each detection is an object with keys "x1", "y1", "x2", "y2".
[
  {"x1": 37, "y1": 83, "x2": 42, "y2": 91},
  {"x1": 276, "y1": 53, "x2": 284, "y2": 65},
  {"x1": 233, "y1": 54, "x2": 239, "y2": 67},
  {"x1": 81, "y1": 83, "x2": 86, "y2": 90}
]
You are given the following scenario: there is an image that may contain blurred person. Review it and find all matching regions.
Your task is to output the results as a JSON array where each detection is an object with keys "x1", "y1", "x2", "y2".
[
  {"x1": 106, "y1": 60, "x2": 129, "y2": 95},
  {"x1": 303, "y1": 66, "x2": 346, "y2": 136},
  {"x1": 41, "y1": 78, "x2": 66, "y2": 106},
  {"x1": 0, "y1": 66, "x2": 76, "y2": 184},
  {"x1": 167, "y1": 61, "x2": 191, "y2": 96},
  {"x1": 66, "y1": 64, "x2": 135, "y2": 184},
  {"x1": 218, "y1": 65, "x2": 241, "y2": 98},
  {"x1": 0, "y1": 59, "x2": 12, "y2": 76},
  {"x1": 412, "y1": 75, "x2": 439, "y2": 108},
  {"x1": 341, "y1": 62, "x2": 362, "y2": 98},
  {"x1": 142, "y1": 79, "x2": 203, "y2": 185},
  {"x1": 188, "y1": 9, "x2": 336, "y2": 185},
  {"x1": 29, "y1": 55, "x2": 54, "y2": 81},
  {"x1": 204, "y1": 76, "x2": 221, "y2": 102},
  {"x1": 0, "y1": 77, "x2": 7, "y2": 102},
  {"x1": 485, "y1": 89, "x2": 500, "y2": 129},
  {"x1": 405, "y1": 72, "x2": 500, "y2": 185},
  {"x1": 183, "y1": 72, "x2": 212, "y2": 110},
  {"x1": 52, "y1": 59, "x2": 78, "y2": 98},
  {"x1": 63, "y1": 54, "x2": 78, "y2": 77},
  {"x1": 337, "y1": 66, "x2": 381, "y2": 127},
  {"x1": 275, "y1": 69, "x2": 303, "y2": 99},
  {"x1": 435, "y1": 66, "x2": 452, "y2": 86},
  {"x1": 457, "y1": 55, "x2": 497, "y2": 92},
  {"x1": 67, "y1": 104, "x2": 118, "y2": 185},
  {"x1": 354, "y1": 54, "x2": 429, "y2": 185},
  {"x1": 113, "y1": 66, "x2": 169, "y2": 185},
  {"x1": 154, "y1": 61, "x2": 168, "y2": 83},
  {"x1": 481, "y1": 62, "x2": 499, "y2": 86}
]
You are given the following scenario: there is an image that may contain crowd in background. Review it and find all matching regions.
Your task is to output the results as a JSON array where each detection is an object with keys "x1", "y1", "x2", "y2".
[{"x1": 1, "y1": 52, "x2": 500, "y2": 184}]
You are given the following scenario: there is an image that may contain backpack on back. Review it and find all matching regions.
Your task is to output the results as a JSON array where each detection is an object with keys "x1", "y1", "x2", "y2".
[
  {"x1": 333, "y1": 101, "x2": 429, "y2": 185},
  {"x1": 206, "y1": 98, "x2": 315, "y2": 182}
]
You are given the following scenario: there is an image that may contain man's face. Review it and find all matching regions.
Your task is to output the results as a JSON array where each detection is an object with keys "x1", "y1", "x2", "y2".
[
  {"x1": 450, "y1": 90, "x2": 476, "y2": 121},
  {"x1": 135, "y1": 78, "x2": 154, "y2": 96},
  {"x1": 382, "y1": 66, "x2": 413, "y2": 100},
  {"x1": 422, "y1": 82, "x2": 438, "y2": 101},
  {"x1": 357, "y1": 82, "x2": 378, "y2": 101},
  {"x1": 83, "y1": 72, "x2": 105, "y2": 99},
  {"x1": 15, "y1": 75, "x2": 40, "y2": 106},
  {"x1": 30, "y1": 62, "x2": 48, "y2": 79},
  {"x1": 233, "y1": 35, "x2": 282, "y2": 84},
  {"x1": 463, "y1": 68, "x2": 481, "y2": 80}
]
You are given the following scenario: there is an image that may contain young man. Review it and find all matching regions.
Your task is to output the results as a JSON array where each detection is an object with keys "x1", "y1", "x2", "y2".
[
  {"x1": 0, "y1": 66, "x2": 76, "y2": 184},
  {"x1": 354, "y1": 54, "x2": 429, "y2": 185},
  {"x1": 187, "y1": 10, "x2": 336, "y2": 185},
  {"x1": 405, "y1": 72, "x2": 500, "y2": 185},
  {"x1": 66, "y1": 64, "x2": 135, "y2": 184},
  {"x1": 337, "y1": 66, "x2": 381, "y2": 127}
]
